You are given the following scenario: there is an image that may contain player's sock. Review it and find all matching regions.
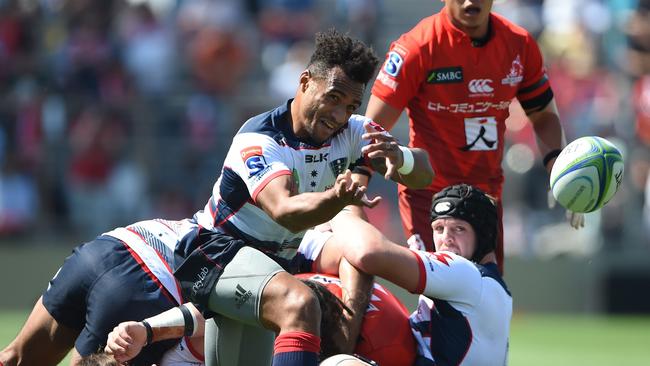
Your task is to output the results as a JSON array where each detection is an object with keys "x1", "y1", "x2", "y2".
[{"x1": 272, "y1": 331, "x2": 320, "y2": 366}]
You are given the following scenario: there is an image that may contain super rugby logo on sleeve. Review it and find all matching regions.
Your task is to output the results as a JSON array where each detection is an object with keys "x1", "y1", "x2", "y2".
[
  {"x1": 384, "y1": 51, "x2": 404, "y2": 77},
  {"x1": 240, "y1": 146, "x2": 267, "y2": 176}
]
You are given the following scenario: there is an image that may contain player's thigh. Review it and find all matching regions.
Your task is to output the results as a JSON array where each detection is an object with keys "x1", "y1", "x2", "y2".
[
  {"x1": 81, "y1": 254, "x2": 178, "y2": 361},
  {"x1": 207, "y1": 246, "x2": 284, "y2": 327},
  {"x1": 204, "y1": 315, "x2": 274, "y2": 366},
  {"x1": 297, "y1": 228, "x2": 337, "y2": 274}
]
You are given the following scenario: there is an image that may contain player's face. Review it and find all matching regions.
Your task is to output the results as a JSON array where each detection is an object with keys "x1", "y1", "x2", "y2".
[
  {"x1": 444, "y1": 0, "x2": 493, "y2": 38},
  {"x1": 296, "y1": 67, "x2": 364, "y2": 144},
  {"x1": 431, "y1": 217, "x2": 477, "y2": 259}
]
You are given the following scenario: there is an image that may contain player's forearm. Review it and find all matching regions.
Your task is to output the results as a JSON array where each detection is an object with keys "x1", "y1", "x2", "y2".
[
  {"x1": 144, "y1": 303, "x2": 201, "y2": 344},
  {"x1": 337, "y1": 258, "x2": 373, "y2": 354},
  {"x1": 395, "y1": 147, "x2": 434, "y2": 188},
  {"x1": 274, "y1": 190, "x2": 348, "y2": 233},
  {"x1": 528, "y1": 100, "x2": 567, "y2": 173}
]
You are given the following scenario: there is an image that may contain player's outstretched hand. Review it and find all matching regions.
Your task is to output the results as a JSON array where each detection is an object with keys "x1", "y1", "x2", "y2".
[
  {"x1": 104, "y1": 321, "x2": 146, "y2": 364},
  {"x1": 362, "y1": 124, "x2": 402, "y2": 180},
  {"x1": 334, "y1": 170, "x2": 381, "y2": 208},
  {"x1": 547, "y1": 190, "x2": 585, "y2": 229}
]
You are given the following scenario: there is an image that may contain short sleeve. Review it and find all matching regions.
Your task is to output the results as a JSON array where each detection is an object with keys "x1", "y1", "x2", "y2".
[
  {"x1": 413, "y1": 250, "x2": 482, "y2": 306},
  {"x1": 229, "y1": 133, "x2": 292, "y2": 202},
  {"x1": 517, "y1": 33, "x2": 553, "y2": 112},
  {"x1": 371, "y1": 36, "x2": 427, "y2": 111}
]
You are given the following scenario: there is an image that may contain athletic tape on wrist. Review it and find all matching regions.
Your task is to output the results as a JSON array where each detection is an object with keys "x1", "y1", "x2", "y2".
[
  {"x1": 141, "y1": 320, "x2": 153, "y2": 346},
  {"x1": 397, "y1": 146, "x2": 415, "y2": 175},
  {"x1": 179, "y1": 304, "x2": 197, "y2": 337},
  {"x1": 543, "y1": 149, "x2": 562, "y2": 168}
]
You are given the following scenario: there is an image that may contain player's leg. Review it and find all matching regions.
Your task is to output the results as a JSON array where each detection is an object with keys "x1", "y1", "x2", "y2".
[
  {"x1": 205, "y1": 246, "x2": 321, "y2": 366},
  {"x1": 82, "y1": 239, "x2": 179, "y2": 366},
  {"x1": 398, "y1": 187, "x2": 434, "y2": 251},
  {"x1": 0, "y1": 297, "x2": 78, "y2": 366}
]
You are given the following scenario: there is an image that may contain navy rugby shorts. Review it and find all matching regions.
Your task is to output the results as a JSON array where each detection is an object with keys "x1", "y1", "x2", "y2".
[{"x1": 42, "y1": 235, "x2": 178, "y2": 365}]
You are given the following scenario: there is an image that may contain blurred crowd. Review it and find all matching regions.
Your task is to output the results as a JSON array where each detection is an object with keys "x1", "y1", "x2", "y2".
[{"x1": 0, "y1": 0, "x2": 649, "y2": 258}]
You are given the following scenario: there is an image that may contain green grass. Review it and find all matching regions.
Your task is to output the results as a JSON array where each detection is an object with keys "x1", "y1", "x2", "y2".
[{"x1": 2, "y1": 310, "x2": 649, "y2": 366}]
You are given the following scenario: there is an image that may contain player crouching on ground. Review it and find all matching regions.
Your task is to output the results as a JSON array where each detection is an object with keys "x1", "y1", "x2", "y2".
[{"x1": 312, "y1": 183, "x2": 512, "y2": 366}]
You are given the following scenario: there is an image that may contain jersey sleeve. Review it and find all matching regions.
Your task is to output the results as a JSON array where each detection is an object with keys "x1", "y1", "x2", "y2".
[
  {"x1": 371, "y1": 35, "x2": 427, "y2": 111},
  {"x1": 228, "y1": 133, "x2": 292, "y2": 202},
  {"x1": 412, "y1": 251, "x2": 482, "y2": 306},
  {"x1": 517, "y1": 33, "x2": 554, "y2": 113}
]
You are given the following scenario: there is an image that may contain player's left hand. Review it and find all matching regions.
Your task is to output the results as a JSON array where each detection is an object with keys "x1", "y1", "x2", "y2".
[
  {"x1": 362, "y1": 124, "x2": 402, "y2": 180},
  {"x1": 547, "y1": 190, "x2": 585, "y2": 229},
  {"x1": 105, "y1": 321, "x2": 147, "y2": 363}
]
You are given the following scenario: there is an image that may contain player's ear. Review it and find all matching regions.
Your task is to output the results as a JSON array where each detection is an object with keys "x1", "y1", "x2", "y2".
[{"x1": 299, "y1": 70, "x2": 311, "y2": 92}]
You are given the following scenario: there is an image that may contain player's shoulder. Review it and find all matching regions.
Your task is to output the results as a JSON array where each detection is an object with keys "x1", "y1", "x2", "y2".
[
  {"x1": 475, "y1": 262, "x2": 511, "y2": 295},
  {"x1": 397, "y1": 13, "x2": 438, "y2": 49},
  {"x1": 491, "y1": 12, "x2": 534, "y2": 41}
]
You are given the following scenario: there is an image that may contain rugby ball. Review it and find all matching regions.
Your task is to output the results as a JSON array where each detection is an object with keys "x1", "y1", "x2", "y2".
[{"x1": 550, "y1": 136, "x2": 624, "y2": 213}]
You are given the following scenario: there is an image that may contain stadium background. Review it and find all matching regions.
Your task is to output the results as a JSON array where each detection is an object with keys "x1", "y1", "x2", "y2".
[{"x1": 0, "y1": 0, "x2": 649, "y2": 364}]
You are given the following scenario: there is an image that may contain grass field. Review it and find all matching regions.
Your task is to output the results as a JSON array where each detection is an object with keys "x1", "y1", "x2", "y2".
[{"x1": 2, "y1": 310, "x2": 649, "y2": 365}]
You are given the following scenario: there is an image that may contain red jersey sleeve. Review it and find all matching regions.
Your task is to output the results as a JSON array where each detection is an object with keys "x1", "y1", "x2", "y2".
[
  {"x1": 517, "y1": 33, "x2": 553, "y2": 113},
  {"x1": 371, "y1": 33, "x2": 428, "y2": 111}
]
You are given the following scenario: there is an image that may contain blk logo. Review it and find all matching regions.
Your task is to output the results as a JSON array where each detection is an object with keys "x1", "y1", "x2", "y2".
[{"x1": 305, "y1": 153, "x2": 329, "y2": 163}]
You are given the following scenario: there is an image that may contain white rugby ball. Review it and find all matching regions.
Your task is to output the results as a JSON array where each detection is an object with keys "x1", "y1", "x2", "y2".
[{"x1": 550, "y1": 136, "x2": 624, "y2": 213}]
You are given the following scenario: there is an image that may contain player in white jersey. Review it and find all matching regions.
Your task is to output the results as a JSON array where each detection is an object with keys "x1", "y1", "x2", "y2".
[
  {"x1": 133, "y1": 29, "x2": 434, "y2": 366},
  {"x1": 0, "y1": 219, "x2": 201, "y2": 366},
  {"x1": 306, "y1": 183, "x2": 511, "y2": 366}
]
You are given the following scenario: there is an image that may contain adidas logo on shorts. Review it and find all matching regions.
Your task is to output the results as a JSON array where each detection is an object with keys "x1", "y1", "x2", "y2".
[{"x1": 235, "y1": 284, "x2": 253, "y2": 309}]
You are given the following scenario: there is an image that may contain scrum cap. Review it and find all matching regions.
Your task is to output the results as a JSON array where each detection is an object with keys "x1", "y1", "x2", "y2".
[{"x1": 430, "y1": 184, "x2": 497, "y2": 262}]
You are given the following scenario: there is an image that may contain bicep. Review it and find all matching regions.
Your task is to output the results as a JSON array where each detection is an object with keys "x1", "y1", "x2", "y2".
[{"x1": 254, "y1": 174, "x2": 295, "y2": 218}]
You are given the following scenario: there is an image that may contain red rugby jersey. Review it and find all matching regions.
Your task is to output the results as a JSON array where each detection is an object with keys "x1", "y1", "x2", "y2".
[{"x1": 371, "y1": 7, "x2": 553, "y2": 198}]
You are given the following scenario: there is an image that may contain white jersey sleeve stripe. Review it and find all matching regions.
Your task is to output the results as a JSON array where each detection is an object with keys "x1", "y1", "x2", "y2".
[{"x1": 251, "y1": 169, "x2": 292, "y2": 202}]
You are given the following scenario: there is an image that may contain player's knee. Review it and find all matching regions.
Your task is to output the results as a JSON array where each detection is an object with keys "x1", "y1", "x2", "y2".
[
  {"x1": 276, "y1": 283, "x2": 321, "y2": 332},
  {"x1": 343, "y1": 235, "x2": 385, "y2": 274}
]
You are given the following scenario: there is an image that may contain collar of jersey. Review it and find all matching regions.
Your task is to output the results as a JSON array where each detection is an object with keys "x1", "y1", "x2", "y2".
[
  {"x1": 439, "y1": 6, "x2": 495, "y2": 47},
  {"x1": 272, "y1": 99, "x2": 333, "y2": 149}
]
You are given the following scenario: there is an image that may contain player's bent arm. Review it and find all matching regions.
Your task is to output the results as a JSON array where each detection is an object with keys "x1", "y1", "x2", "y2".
[
  {"x1": 104, "y1": 303, "x2": 203, "y2": 364},
  {"x1": 526, "y1": 98, "x2": 567, "y2": 174},
  {"x1": 365, "y1": 94, "x2": 402, "y2": 131},
  {"x1": 0, "y1": 297, "x2": 78, "y2": 366},
  {"x1": 256, "y1": 171, "x2": 374, "y2": 233}
]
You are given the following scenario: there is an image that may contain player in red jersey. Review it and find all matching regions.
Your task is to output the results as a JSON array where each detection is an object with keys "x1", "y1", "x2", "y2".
[{"x1": 366, "y1": 0, "x2": 584, "y2": 271}]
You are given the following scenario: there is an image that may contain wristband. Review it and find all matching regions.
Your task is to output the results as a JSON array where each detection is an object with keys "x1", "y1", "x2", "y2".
[
  {"x1": 179, "y1": 304, "x2": 196, "y2": 337},
  {"x1": 397, "y1": 146, "x2": 415, "y2": 175},
  {"x1": 141, "y1": 320, "x2": 153, "y2": 346},
  {"x1": 543, "y1": 149, "x2": 562, "y2": 168}
]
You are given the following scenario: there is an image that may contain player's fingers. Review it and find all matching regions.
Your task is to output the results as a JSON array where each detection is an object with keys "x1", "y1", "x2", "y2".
[
  {"x1": 547, "y1": 190, "x2": 556, "y2": 209},
  {"x1": 384, "y1": 161, "x2": 397, "y2": 180},
  {"x1": 362, "y1": 131, "x2": 396, "y2": 141},
  {"x1": 361, "y1": 194, "x2": 382, "y2": 208}
]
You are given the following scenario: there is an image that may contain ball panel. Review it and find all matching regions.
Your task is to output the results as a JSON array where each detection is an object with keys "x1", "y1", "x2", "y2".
[{"x1": 552, "y1": 167, "x2": 600, "y2": 212}]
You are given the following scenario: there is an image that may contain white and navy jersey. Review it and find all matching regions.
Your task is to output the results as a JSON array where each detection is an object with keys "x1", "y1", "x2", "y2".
[
  {"x1": 159, "y1": 337, "x2": 204, "y2": 366},
  {"x1": 103, "y1": 218, "x2": 200, "y2": 303},
  {"x1": 410, "y1": 252, "x2": 512, "y2": 366},
  {"x1": 194, "y1": 100, "x2": 374, "y2": 260}
]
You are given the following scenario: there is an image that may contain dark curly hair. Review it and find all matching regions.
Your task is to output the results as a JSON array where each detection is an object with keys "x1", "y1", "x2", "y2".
[
  {"x1": 300, "y1": 278, "x2": 354, "y2": 360},
  {"x1": 307, "y1": 29, "x2": 379, "y2": 85},
  {"x1": 78, "y1": 352, "x2": 118, "y2": 366}
]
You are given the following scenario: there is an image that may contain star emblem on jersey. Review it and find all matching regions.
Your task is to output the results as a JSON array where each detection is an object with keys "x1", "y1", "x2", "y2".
[
  {"x1": 329, "y1": 157, "x2": 348, "y2": 176},
  {"x1": 310, "y1": 181, "x2": 317, "y2": 188},
  {"x1": 311, "y1": 170, "x2": 318, "y2": 178},
  {"x1": 433, "y1": 252, "x2": 453, "y2": 266}
]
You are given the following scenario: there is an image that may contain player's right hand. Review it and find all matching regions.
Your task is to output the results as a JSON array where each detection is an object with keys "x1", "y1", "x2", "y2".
[
  {"x1": 105, "y1": 321, "x2": 147, "y2": 363},
  {"x1": 334, "y1": 170, "x2": 381, "y2": 208}
]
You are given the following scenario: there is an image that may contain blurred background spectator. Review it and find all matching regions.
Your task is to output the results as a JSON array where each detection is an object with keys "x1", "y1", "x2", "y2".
[{"x1": 0, "y1": 0, "x2": 646, "y2": 268}]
